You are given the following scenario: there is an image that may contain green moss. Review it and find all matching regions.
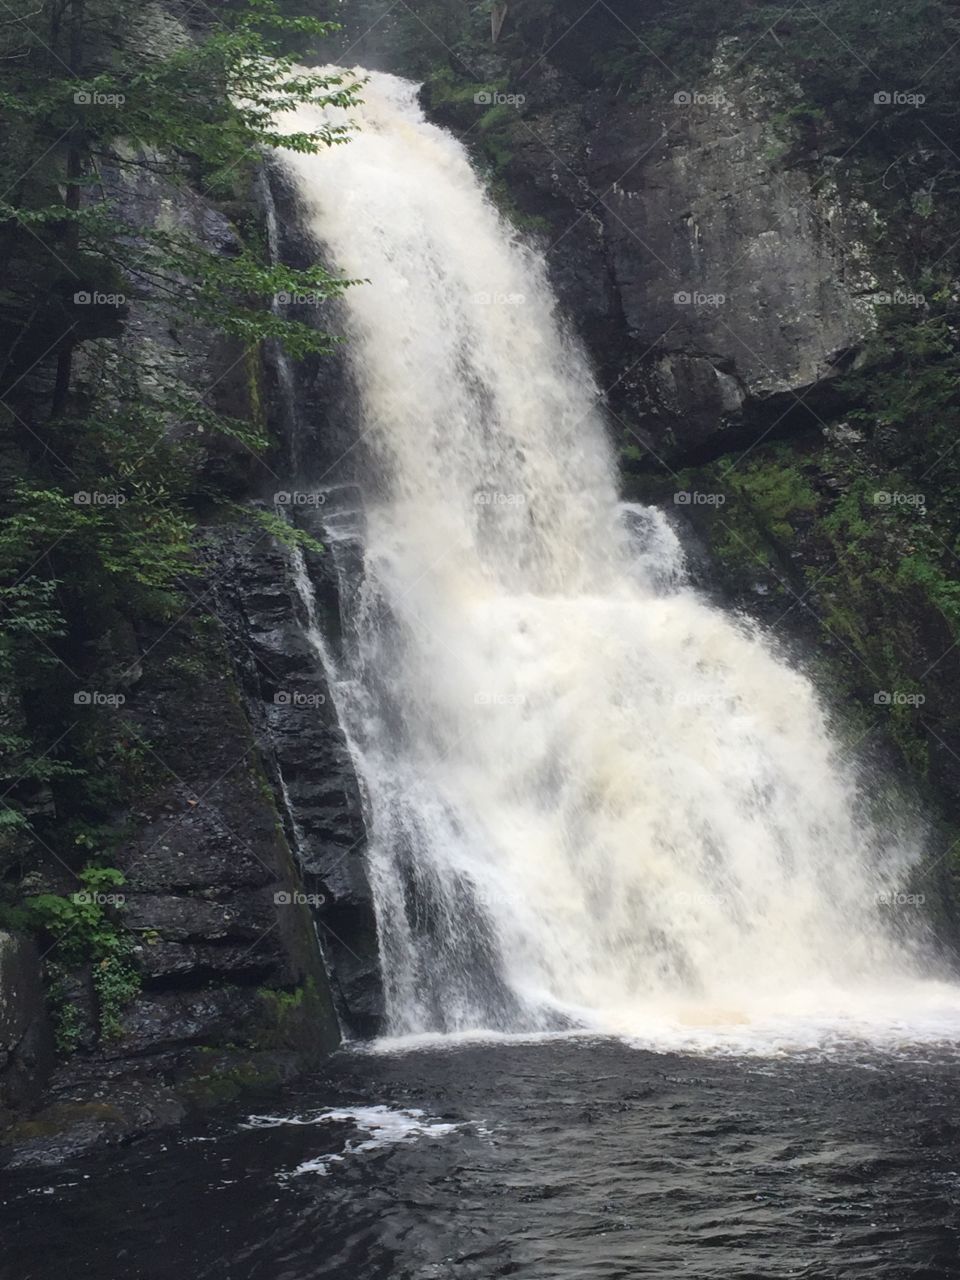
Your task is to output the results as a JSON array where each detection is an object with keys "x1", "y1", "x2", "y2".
[
  {"x1": 93, "y1": 956, "x2": 141, "y2": 1041},
  {"x1": 687, "y1": 449, "x2": 817, "y2": 579},
  {"x1": 254, "y1": 978, "x2": 329, "y2": 1052},
  {"x1": 488, "y1": 178, "x2": 550, "y2": 235},
  {"x1": 162, "y1": 652, "x2": 208, "y2": 681},
  {"x1": 48, "y1": 975, "x2": 85, "y2": 1056},
  {"x1": 896, "y1": 555, "x2": 960, "y2": 630},
  {"x1": 423, "y1": 67, "x2": 498, "y2": 111},
  {"x1": 673, "y1": 429, "x2": 951, "y2": 786},
  {"x1": 181, "y1": 1054, "x2": 282, "y2": 1107},
  {"x1": 5, "y1": 1101, "x2": 122, "y2": 1143},
  {"x1": 722, "y1": 452, "x2": 817, "y2": 534}
]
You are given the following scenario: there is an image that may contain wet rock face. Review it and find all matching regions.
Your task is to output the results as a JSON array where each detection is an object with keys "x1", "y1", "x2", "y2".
[
  {"x1": 3, "y1": 159, "x2": 381, "y2": 1166},
  {"x1": 589, "y1": 76, "x2": 876, "y2": 401},
  {"x1": 207, "y1": 521, "x2": 383, "y2": 1037},
  {"x1": 2, "y1": 1089, "x2": 187, "y2": 1171},
  {"x1": 74, "y1": 145, "x2": 265, "y2": 498},
  {"x1": 2, "y1": 586, "x2": 345, "y2": 1168},
  {"x1": 0, "y1": 934, "x2": 53, "y2": 1117},
  {"x1": 113, "y1": 606, "x2": 327, "y2": 1006},
  {"x1": 422, "y1": 46, "x2": 881, "y2": 465},
  {"x1": 566, "y1": 83, "x2": 873, "y2": 455}
]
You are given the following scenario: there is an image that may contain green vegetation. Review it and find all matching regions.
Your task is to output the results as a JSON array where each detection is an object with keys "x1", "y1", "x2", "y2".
[
  {"x1": 92, "y1": 954, "x2": 141, "y2": 1040},
  {"x1": 689, "y1": 426, "x2": 957, "y2": 786},
  {"x1": 254, "y1": 977, "x2": 336, "y2": 1053},
  {"x1": 25, "y1": 865, "x2": 126, "y2": 963},
  {"x1": 714, "y1": 451, "x2": 818, "y2": 570},
  {"x1": 0, "y1": 0, "x2": 357, "y2": 875},
  {"x1": 0, "y1": 0, "x2": 361, "y2": 1055},
  {"x1": 47, "y1": 976, "x2": 86, "y2": 1055},
  {"x1": 25, "y1": 865, "x2": 137, "y2": 1046}
]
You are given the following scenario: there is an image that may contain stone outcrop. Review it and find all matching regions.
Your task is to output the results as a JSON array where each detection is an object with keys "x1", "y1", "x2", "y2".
[
  {"x1": 0, "y1": 934, "x2": 53, "y2": 1120},
  {"x1": 207, "y1": 516, "x2": 383, "y2": 1036},
  {"x1": 2, "y1": 564, "x2": 345, "y2": 1166},
  {"x1": 589, "y1": 68, "x2": 878, "y2": 449}
]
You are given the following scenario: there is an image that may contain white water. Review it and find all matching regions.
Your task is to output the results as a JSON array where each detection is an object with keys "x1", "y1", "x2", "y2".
[
  {"x1": 244, "y1": 1105, "x2": 460, "y2": 1178},
  {"x1": 275, "y1": 71, "x2": 960, "y2": 1052}
]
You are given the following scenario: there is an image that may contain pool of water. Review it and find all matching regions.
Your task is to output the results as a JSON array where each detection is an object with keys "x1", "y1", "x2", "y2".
[{"x1": 3, "y1": 1036, "x2": 959, "y2": 1278}]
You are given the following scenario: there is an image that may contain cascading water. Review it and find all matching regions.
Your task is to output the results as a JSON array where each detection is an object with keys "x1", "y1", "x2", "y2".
[{"x1": 275, "y1": 71, "x2": 960, "y2": 1051}]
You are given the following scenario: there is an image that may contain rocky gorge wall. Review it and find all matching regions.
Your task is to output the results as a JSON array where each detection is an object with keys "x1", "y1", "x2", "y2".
[{"x1": 0, "y1": 7, "x2": 377, "y2": 1165}]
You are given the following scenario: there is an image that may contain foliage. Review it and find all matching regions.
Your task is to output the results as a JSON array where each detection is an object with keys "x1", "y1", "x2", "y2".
[
  {"x1": 842, "y1": 288, "x2": 960, "y2": 468},
  {"x1": 722, "y1": 453, "x2": 818, "y2": 544},
  {"x1": 93, "y1": 955, "x2": 141, "y2": 1040},
  {"x1": 682, "y1": 449, "x2": 818, "y2": 576},
  {"x1": 26, "y1": 865, "x2": 140, "y2": 1046},
  {"x1": 25, "y1": 866, "x2": 127, "y2": 964},
  {"x1": 242, "y1": 504, "x2": 325, "y2": 555},
  {"x1": 46, "y1": 968, "x2": 85, "y2": 1055},
  {"x1": 0, "y1": 0, "x2": 358, "y2": 858}
]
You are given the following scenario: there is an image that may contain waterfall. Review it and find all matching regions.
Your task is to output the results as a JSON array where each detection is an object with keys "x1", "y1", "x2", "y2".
[{"x1": 275, "y1": 71, "x2": 960, "y2": 1050}]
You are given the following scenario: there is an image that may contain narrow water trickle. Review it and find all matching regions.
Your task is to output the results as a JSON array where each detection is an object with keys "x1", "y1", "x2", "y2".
[{"x1": 274, "y1": 70, "x2": 960, "y2": 1053}]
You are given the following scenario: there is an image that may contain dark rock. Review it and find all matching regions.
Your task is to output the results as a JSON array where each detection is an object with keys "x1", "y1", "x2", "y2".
[
  {"x1": 134, "y1": 941, "x2": 278, "y2": 984},
  {"x1": 3, "y1": 1087, "x2": 186, "y2": 1170},
  {"x1": 123, "y1": 892, "x2": 275, "y2": 943},
  {"x1": 0, "y1": 933, "x2": 54, "y2": 1116},
  {"x1": 435, "y1": 45, "x2": 881, "y2": 467},
  {"x1": 590, "y1": 82, "x2": 876, "y2": 405},
  {"x1": 110, "y1": 989, "x2": 262, "y2": 1056},
  {"x1": 75, "y1": 144, "x2": 270, "y2": 498},
  {"x1": 206, "y1": 518, "x2": 383, "y2": 1035},
  {"x1": 121, "y1": 827, "x2": 274, "y2": 892}
]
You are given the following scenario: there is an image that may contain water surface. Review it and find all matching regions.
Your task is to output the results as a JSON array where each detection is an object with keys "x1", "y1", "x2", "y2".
[{"x1": 4, "y1": 1038, "x2": 959, "y2": 1278}]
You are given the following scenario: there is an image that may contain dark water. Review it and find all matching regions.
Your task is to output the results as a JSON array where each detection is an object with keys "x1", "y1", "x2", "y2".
[{"x1": 3, "y1": 1038, "x2": 960, "y2": 1279}]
